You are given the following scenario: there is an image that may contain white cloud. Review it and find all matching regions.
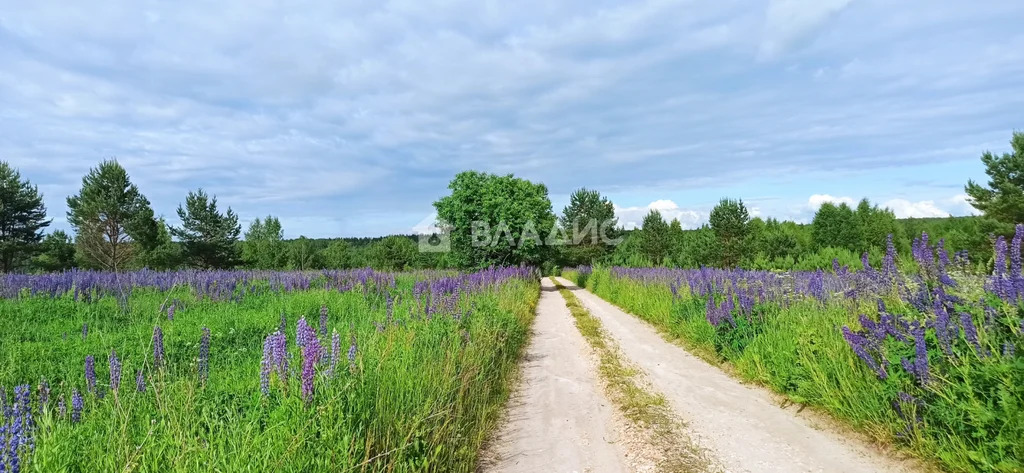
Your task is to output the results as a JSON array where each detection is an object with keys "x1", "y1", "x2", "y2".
[
  {"x1": 808, "y1": 194, "x2": 856, "y2": 208},
  {"x1": 946, "y1": 194, "x2": 981, "y2": 216},
  {"x1": 881, "y1": 199, "x2": 950, "y2": 218},
  {"x1": 0, "y1": 0, "x2": 1020, "y2": 237},
  {"x1": 615, "y1": 200, "x2": 704, "y2": 230}
]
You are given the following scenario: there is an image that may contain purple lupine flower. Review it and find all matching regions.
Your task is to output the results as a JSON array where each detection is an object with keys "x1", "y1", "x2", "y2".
[
  {"x1": 297, "y1": 317, "x2": 322, "y2": 363},
  {"x1": 1012, "y1": 224, "x2": 1023, "y2": 278},
  {"x1": 82, "y1": 323, "x2": 88, "y2": 340},
  {"x1": 279, "y1": 312, "x2": 287, "y2": 335},
  {"x1": 296, "y1": 316, "x2": 311, "y2": 348},
  {"x1": 883, "y1": 234, "x2": 897, "y2": 279},
  {"x1": 347, "y1": 333, "x2": 358, "y2": 368},
  {"x1": 153, "y1": 326, "x2": 165, "y2": 369},
  {"x1": 71, "y1": 389, "x2": 83, "y2": 423},
  {"x1": 933, "y1": 288, "x2": 954, "y2": 356},
  {"x1": 136, "y1": 369, "x2": 146, "y2": 393},
  {"x1": 271, "y1": 331, "x2": 288, "y2": 379},
  {"x1": 167, "y1": 304, "x2": 175, "y2": 321},
  {"x1": 39, "y1": 378, "x2": 50, "y2": 408},
  {"x1": 301, "y1": 347, "x2": 316, "y2": 404},
  {"x1": 842, "y1": 327, "x2": 887, "y2": 379},
  {"x1": 994, "y1": 236, "x2": 1008, "y2": 278},
  {"x1": 900, "y1": 322, "x2": 929, "y2": 385},
  {"x1": 84, "y1": 355, "x2": 96, "y2": 393},
  {"x1": 4, "y1": 385, "x2": 35, "y2": 470},
  {"x1": 329, "y1": 330, "x2": 341, "y2": 377},
  {"x1": 57, "y1": 395, "x2": 66, "y2": 418},
  {"x1": 1004, "y1": 342, "x2": 1016, "y2": 358},
  {"x1": 260, "y1": 333, "x2": 273, "y2": 396},
  {"x1": 959, "y1": 312, "x2": 986, "y2": 357},
  {"x1": 705, "y1": 296, "x2": 719, "y2": 327},
  {"x1": 861, "y1": 252, "x2": 871, "y2": 272},
  {"x1": 198, "y1": 327, "x2": 211, "y2": 384},
  {"x1": 109, "y1": 350, "x2": 122, "y2": 392},
  {"x1": 319, "y1": 305, "x2": 329, "y2": 337}
]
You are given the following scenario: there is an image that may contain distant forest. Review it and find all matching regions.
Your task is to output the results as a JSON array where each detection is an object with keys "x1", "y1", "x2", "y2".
[{"x1": 2, "y1": 131, "x2": 1022, "y2": 274}]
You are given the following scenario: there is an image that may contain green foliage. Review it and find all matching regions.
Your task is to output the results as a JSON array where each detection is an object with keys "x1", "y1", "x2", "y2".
[
  {"x1": 137, "y1": 218, "x2": 183, "y2": 270},
  {"x1": 638, "y1": 210, "x2": 671, "y2": 265},
  {"x1": 171, "y1": 189, "x2": 242, "y2": 269},
  {"x1": 558, "y1": 188, "x2": 618, "y2": 266},
  {"x1": 321, "y1": 240, "x2": 359, "y2": 269},
  {"x1": 965, "y1": 131, "x2": 1024, "y2": 223},
  {"x1": 0, "y1": 274, "x2": 539, "y2": 471},
  {"x1": 709, "y1": 198, "x2": 749, "y2": 267},
  {"x1": 671, "y1": 225, "x2": 720, "y2": 268},
  {"x1": 31, "y1": 230, "x2": 76, "y2": 272},
  {"x1": 811, "y1": 202, "x2": 863, "y2": 252},
  {"x1": 0, "y1": 161, "x2": 50, "y2": 272},
  {"x1": 287, "y1": 235, "x2": 323, "y2": 270},
  {"x1": 608, "y1": 231, "x2": 652, "y2": 267},
  {"x1": 66, "y1": 160, "x2": 158, "y2": 271},
  {"x1": 367, "y1": 236, "x2": 418, "y2": 271},
  {"x1": 856, "y1": 199, "x2": 902, "y2": 250},
  {"x1": 434, "y1": 171, "x2": 556, "y2": 268},
  {"x1": 242, "y1": 216, "x2": 286, "y2": 269}
]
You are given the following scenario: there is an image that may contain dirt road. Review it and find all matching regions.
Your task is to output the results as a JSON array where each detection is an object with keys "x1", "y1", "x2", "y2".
[
  {"x1": 480, "y1": 278, "x2": 631, "y2": 473},
  {"x1": 553, "y1": 277, "x2": 919, "y2": 473}
]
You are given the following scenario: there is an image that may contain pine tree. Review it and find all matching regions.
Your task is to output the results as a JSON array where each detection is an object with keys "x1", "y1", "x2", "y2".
[
  {"x1": 171, "y1": 189, "x2": 241, "y2": 269},
  {"x1": 709, "y1": 198, "x2": 750, "y2": 267},
  {"x1": 0, "y1": 161, "x2": 51, "y2": 272}
]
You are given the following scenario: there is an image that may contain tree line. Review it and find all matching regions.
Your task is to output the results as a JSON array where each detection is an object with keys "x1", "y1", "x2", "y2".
[{"x1": 1, "y1": 131, "x2": 1021, "y2": 273}]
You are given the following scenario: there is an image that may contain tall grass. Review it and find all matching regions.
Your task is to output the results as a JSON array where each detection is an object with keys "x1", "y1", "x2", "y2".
[
  {"x1": 0, "y1": 272, "x2": 538, "y2": 472},
  {"x1": 563, "y1": 265, "x2": 1022, "y2": 473}
]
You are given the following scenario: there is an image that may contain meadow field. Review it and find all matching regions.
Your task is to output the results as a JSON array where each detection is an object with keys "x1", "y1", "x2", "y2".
[
  {"x1": 563, "y1": 231, "x2": 1023, "y2": 473},
  {"x1": 0, "y1": 267, "x2": 537, "y2": 472}
]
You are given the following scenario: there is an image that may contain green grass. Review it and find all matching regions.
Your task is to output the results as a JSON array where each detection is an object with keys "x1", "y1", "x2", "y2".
[
  {"x1": 563, "y1": 268, "x2": 1024, "y2": 473},
  {"x1": 1, "y1": 276, "x2": 539, "y2": 472},
  {"x1": 555, "y1": 283, "x2": 714, "y2": 473}
]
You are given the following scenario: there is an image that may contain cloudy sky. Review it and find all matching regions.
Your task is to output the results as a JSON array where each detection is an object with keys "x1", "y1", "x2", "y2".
[{"x1": 2, "y1": 0, "x2": 1021, "y2": 237}]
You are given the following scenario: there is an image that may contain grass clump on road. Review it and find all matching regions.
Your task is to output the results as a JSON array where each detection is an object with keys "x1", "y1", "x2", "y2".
[{"x1": 556, "y1": 283, "x2": 716, "y2": 473}]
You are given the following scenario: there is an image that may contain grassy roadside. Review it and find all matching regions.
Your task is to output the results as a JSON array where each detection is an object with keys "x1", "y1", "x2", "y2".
[{"x1": 555, "y1": 282, "x2": 716, "y2": 473}]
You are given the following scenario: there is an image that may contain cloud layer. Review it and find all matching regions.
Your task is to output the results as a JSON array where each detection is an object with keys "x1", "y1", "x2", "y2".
[{"x1": 1, "y1": 0, "x2": 1019, "y2": 236}]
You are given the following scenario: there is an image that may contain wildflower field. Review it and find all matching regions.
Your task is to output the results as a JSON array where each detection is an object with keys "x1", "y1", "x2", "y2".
[
  {"x1": 564, "y1": 232, "x2": 1024, "y2": 473},
  {"x1": 0, "y1": 267, "x2": 538, "y2": 472}
]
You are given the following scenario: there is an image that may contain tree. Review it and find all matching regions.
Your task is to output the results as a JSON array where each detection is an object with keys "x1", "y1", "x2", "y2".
[
  {"x1": 965, "y1": 131, "x2": 1024, "y2": 223},
  {"x1": 638, "y1": 210, "x2": 671, "y2": 265},
  {"x1": 171, "y1": 189, "x2": 241, "y2": 269},
  {"x1": 434, "y1": 171, "x2": 557, "y2": 268},
  {"x1": 137, "y1": 218, "x2": 183, "y2": 270},
  {"x1": 287, "y1": 236, "x2": 323, "y2": 270},
  {"x1": 855, "y1": 198, "x2": 900, "y2": 251},
  {"x1": 368, "y1": 236, "x2": 417, "y2": 271},
  {"x1": 0, "y1": 162, "x2": 50, "y2": 272},
  {"x1": 31, "y1": 230, "x2": 75, "y2": 272},
  {"x1": 709, "y1": 198, "x2": 750, "y2": 267},
  {"x1": 322, "y1": 240, "x2": 358, "y2": 269},
  {"x1": 811, "y1": 202, "x2": 863, "y2": 252},
  {"x1": 559, "y1": 188, "x2": 618, "y2": 265},
  {"x1": 243, "y1": 216, "x2": 285, "y2": 269},
  {"x1": 66, "y1": 160, "x2": 157, "y2": 271}
]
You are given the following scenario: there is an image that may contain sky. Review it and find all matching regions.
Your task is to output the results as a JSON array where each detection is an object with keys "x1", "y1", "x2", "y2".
[{"x1": 1, "y1": 0, "x2": 1022, "y2": 238}]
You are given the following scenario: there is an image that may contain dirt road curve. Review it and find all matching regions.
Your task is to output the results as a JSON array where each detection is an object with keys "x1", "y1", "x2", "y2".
[
  {"x1": 553, "y1": 277, "x2": 919, "y2": 473},
  {"x1": 480, "y1": 278, "x2": 630, "y2": 473}
]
